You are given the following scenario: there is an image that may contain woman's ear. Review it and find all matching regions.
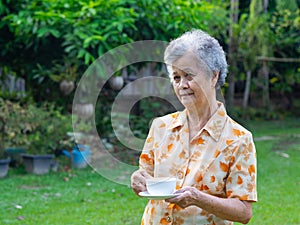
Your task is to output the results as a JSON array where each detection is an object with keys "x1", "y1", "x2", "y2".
[{"x1": 212, "y1": 71, "x2": 219, "y2": 88}]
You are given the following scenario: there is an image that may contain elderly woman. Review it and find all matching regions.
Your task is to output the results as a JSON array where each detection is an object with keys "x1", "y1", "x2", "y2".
[{"x1": 131, "y1": 29, "x2": 257, "y2": 225}]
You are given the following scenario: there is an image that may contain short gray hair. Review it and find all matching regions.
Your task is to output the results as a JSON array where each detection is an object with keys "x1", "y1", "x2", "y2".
[{"x1": 164, "y1": 29, "x2": 228, "y2": 88}]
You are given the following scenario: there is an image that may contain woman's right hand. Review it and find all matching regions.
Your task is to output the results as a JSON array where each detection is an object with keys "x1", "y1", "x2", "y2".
[{"x1": 131, "y1": 170, "x2": 152, "y2": 195}]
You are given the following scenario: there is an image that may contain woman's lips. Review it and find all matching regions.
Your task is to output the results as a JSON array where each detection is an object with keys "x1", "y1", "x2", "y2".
[{"x1": 180, "y1": 92, "x2": 194, "y2": 97}]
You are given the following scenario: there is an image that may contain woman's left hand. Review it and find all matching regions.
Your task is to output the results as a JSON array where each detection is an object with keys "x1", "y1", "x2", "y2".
[
  {"x1": 165, "y1": 186, "x2": 200, "y2": 208},
  {"x1": 166, "y1": 186, "x2": 253, "y2": 224}
]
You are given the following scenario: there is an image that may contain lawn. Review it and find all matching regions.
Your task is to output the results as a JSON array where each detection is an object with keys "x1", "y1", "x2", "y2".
[
  {"x1": 0, "y1": 168, "x2": 147, "y2": 225},
  {"x1": 0, "y1": 118, "x2": 299, "y2": 225}
]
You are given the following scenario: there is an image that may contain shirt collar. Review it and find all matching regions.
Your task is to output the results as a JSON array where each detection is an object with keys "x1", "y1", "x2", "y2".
[
  {"x1": 204, "y1": 102, "x2": 227, "y2": 141},
  {"x1": 167, "y1": 102, "x2": 227, "y2": 142},
  {"x1": 167, "y1": 110, "x2": 187, "y2": 131}
]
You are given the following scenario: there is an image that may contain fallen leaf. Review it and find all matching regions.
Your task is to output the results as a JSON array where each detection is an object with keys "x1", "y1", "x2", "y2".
[
  {"x1": 16, "y1": 216, "x2": 25, "y2": 220},
  {"x1": 15, "y1": 205, "x2": 22, "y2": 209},
  {"x1": 277, "y1": 152, "x2": 290, "y2": 158}
]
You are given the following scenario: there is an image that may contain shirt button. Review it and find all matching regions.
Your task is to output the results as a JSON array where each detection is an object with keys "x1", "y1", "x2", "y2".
[
  {"x1": 177, "y1": 170, "x2": 184, "y2": 179},
  {"x1": 166, "y1": 216, "x2": 172, "y2": 222}
]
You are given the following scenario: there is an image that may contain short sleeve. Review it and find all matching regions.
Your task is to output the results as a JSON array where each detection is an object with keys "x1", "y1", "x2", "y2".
[{"x1": 226, "y1": 133, "x2": 257, "y2": 202}]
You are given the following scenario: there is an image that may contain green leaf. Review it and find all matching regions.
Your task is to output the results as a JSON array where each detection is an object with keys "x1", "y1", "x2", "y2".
[
  {"x1": 83, "y1": 37, "x2": 93, "y2": 48},
  {"x1": 49, "y1": 74, "x2": 62, "y2": 82},
  {"x1": 77, "y1": 49, "x2": 86, "y2": 59},
  {"x1": 64, "y1": 45, "x2": 76, "y2": 53},
  {"x1": 84, "y1": 52, "x2": 94, "y2": 65},
  {"x1": 49, "y1": 29, "x2": 60, "y2": 38},
  {"x1": 37, "y1": 27, "x2": 50, "y2": 37}
]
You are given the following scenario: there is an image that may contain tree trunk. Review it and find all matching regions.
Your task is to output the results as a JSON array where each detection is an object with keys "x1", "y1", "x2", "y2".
[
  {"x1": 243, "y1": 70, "x2": 252, "y2": 108},
  {"x1": 262, "y1": 60, "x2": 270, "y2": 108},
  {"x1": 263, "y1": 0, "x2": 269, "y2": 13},
  {"x1": 226, "y1": 0, "x2": 239, "y2": 110}
]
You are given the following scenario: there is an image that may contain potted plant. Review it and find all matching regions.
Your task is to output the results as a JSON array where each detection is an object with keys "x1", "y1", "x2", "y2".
[
  {"x1": 49, "y1": 56, "x2": 78, "y2": 96},
  {"x1": 0, "y1": 98, "x2": 29, "y2": 177},
  {"x1": 22, "y1": 131, "x2": 55, "y2": 175},
  {"x1": 0, "y1": 98, "x2": 10, "y2": 177},
  {"x1": 33, "y1": 56, "x2": 78, "y2": 96},
  {"x1": 22, "y1": 103, "x2": 73, "y2": 175}
]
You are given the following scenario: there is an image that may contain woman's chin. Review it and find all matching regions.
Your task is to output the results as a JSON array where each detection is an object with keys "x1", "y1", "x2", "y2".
[{"x1": 180, "y1": 97, "x2": 198, "y2": 107}]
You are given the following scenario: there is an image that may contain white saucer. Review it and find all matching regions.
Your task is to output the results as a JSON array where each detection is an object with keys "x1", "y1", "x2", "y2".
[{"x1": 139, "y1": 191, "x2": 179, "y2": 200}]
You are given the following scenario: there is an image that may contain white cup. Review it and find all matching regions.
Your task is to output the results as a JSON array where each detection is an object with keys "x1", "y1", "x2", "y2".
[{"x1": 146, "y1": 177, "x2": 176, "y2": 195}]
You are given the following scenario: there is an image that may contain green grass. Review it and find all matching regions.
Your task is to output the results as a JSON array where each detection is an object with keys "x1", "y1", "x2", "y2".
[
  {"x1": 1, "y1": 118, "x2": 299, "y2": 225},
  {"x1": 0, "y1": 168, "x2": 147, "y2": 224},
  {"x1": 244, "y1": 118, "x2": 300, "y2": 225}
]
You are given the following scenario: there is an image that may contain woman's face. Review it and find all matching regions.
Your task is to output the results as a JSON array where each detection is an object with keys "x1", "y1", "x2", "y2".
[{"x1": 171, "y1": 51, "x2": 217, "y2": 109}]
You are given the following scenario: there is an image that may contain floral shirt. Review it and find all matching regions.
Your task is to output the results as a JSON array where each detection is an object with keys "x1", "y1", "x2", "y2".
[{"x1": 139, "y1": 103, "x2": 257, "y2": 225}]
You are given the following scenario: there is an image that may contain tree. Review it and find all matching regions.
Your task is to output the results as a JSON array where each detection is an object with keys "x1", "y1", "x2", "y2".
[
  {"x1": 268, "y1": 0, "x2": 300, "y2": 111},
  {"x1": 0, "y1": 0, "x2": 228, "y2": 104},
  {"x1": 242, "y1": 0, "x2": 273, "y2": 109},
  {"x1": 226, "y1": 0, "x2": 239, "y2": 110}
]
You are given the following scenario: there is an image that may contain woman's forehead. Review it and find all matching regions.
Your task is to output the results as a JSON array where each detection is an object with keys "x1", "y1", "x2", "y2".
[{"x1": 171, "y1": 52, "x2": 206, "y2": 74}]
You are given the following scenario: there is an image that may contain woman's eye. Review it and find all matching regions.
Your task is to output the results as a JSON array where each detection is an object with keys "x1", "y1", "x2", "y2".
[
  {"x1": 173, "y1": 76, "x2": 181, "y2": 82},
  {"x1": 186, "y1": 73, "x2": 194, "y2": 81}
]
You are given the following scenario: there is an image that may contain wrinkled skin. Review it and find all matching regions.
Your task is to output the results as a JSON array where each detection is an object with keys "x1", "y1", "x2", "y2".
[{"x1": 131, "y1": 170, "x2": 153, "y2": 195}]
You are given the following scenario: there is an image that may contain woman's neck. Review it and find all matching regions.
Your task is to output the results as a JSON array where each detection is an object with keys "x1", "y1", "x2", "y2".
[{"x1": 187, "y1": 100, "x2": 219, "y2": 131}]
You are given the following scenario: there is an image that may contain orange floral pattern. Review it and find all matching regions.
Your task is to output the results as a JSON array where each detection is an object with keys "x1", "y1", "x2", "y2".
[{"x1": 139, "y1": 103, "x2": 257, "y2": 225}]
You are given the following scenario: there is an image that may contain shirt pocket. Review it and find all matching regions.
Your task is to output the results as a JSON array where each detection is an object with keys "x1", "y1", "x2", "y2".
[{"x1": 201, "y1": 157, "x2": 230, "y2": 197}]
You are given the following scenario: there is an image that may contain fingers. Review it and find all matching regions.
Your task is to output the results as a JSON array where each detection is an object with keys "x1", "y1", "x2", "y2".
[
  {"x1": 131, "y1": 170, "x2": 151, "y2": 195},
  {"x1": 173, "y1": 188, "x2": 186, "y2": 194},
  {"x1": 140, "y1": 170, "x2": 152, "y2": 179},
  {"x1": 165, "y1": 188, "x2": 194, "y2": 206},
  {"x1": 132, "y1": 182, "x2": 147, "y2": 195}
]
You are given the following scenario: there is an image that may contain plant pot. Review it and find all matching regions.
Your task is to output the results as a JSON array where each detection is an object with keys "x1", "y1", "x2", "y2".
[
  {"x1": 5, "y1": 147, "x2": 26, "y2": 167},
  {"x1": 0, "y1": 158, "x2": 11, "y2": 178},
  {"x1": 74, "y1": 103, "x2": 94, "y2": 119},
  {"x1": 109, "y1": 76, "x2": 124, "y2": 91},
  {"x1": 59, "y1": 80, "x2": 75, "y2": 95},
  {"x1": 22, "y1": 154, "x2": 54, "y2": 175}
]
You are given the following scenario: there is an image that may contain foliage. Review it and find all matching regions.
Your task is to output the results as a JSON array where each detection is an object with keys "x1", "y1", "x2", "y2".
[
  {"x1": 232, "y1": 106, "x2": 280, "y2": 122},
  {"x1": 0, "y1": 98, "x2": 73, "y2": 156},
  {"x1": 230, "y1": 0, "x2": 300, "y2": 117},
  {"x1": 33, "y1": 56, "x2": 79, "y2": 84},
  {"x1": 96, "y1": 93, "x2": 115, "y2": 140},
  {"x1": 0, "y1": 0, "x2": 227, "y2": 98},
  {"x1": 0, "y1": 98, "x2": 30, "y2": 157},
  {"x1": 238, "y1": 0, "x2": 274, "y2": 70},
  {"x1": 1, "y1": 0, "x2": 227, "y2": 66},
  {"x1": 129, "y1": 0, "x2": 228, "y2": 41},
  {"x1": 0, "y1": 0, "x2": 299, "y2": 122},
  {"x1": 25, "y1": 103, "x2": 73, "y2": 154},
  {"x1": 269, "y1": 0, "x2": 300, "y2": 93}
]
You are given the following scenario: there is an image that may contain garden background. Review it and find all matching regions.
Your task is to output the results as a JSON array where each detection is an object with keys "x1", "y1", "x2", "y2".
[{"x1": 0, "y1": 0, "x2": 299, "y2": 224}]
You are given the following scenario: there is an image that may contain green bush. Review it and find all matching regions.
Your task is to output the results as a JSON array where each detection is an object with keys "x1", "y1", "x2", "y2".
[
  {"x1": 26, "y1": 103, "x2": 74, "y2": 154},
  {"x1": 0, "y1": 98, "x2": 73, "y2": 156}
]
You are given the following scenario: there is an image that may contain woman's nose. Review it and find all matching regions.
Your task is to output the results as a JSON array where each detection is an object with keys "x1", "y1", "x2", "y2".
[{"x1": 178, "y1": 77, "x2": 189, "y2": 88}]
